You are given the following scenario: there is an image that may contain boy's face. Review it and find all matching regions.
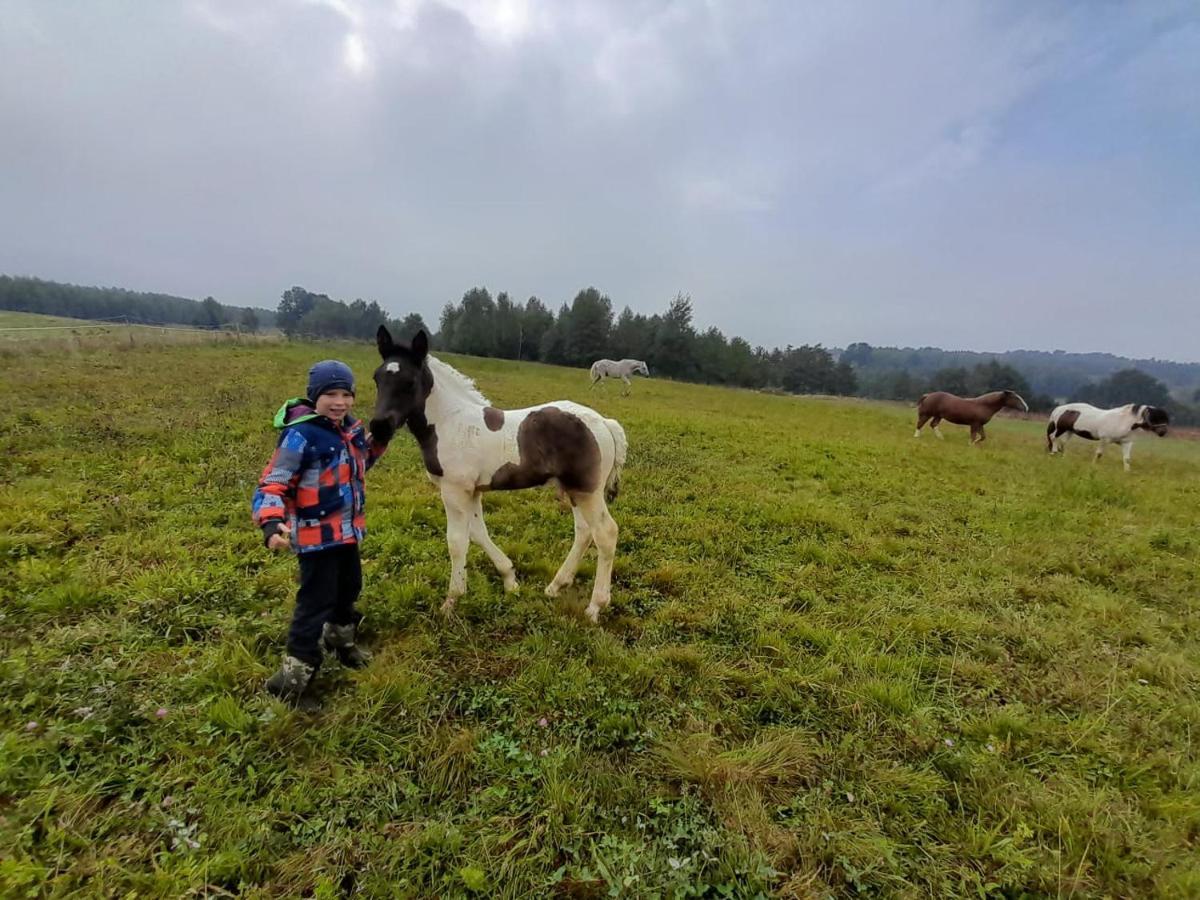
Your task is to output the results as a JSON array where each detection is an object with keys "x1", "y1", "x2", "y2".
[{"x1": 315, "y1": 389, "x2": 354, "y2": 423}]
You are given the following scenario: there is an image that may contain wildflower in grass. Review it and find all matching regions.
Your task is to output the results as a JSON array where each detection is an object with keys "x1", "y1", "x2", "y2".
[
  {"x1": 24, "y1": 721, "x2": 38, "y2": 732},
  {"x1": 538, "y1": 716, "x2": 549, "y2": 727},
  {"x1": 156, "y1": 707, "x2": 169, "y2": 719}
]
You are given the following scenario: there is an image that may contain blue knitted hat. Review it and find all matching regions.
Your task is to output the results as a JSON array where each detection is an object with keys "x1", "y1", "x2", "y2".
[{"x1": 306, "y1": 359, "x2": 356, "y2": 400}]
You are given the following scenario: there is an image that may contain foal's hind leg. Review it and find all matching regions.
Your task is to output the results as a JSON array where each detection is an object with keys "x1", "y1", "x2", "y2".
[
  {"x1": 576, "y1": 492, "x2": 618, "y2": 624},
  {"x1": 914, "y1": 413, "x2": 929, "y2": 438},
  {"x1": 468, "y1": 493, "x2": 518, "y2": 593},
  {"x1": 970, "y1": 425, "x2": 985, "y2": 445},
  {"x1": 545, "y1": 505, "x2": 592, "y2": 599}
]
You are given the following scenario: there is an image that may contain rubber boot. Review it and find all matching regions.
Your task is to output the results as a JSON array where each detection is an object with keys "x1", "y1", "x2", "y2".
[
  {"x1": 322, "y1": 622, "x2": 372, "y2": 669},
  {"x1": 265, "y1": 655, "x2": 319, "y2": 710}
]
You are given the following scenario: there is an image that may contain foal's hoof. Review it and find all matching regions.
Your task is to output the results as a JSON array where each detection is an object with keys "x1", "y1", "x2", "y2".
[
  {"x1": 583, "y1": 604, "x2": 601, "y2": 624},
  {"x1": 440, "y1": 597, "x2": 459, "y2": 616},
  {"x1": 544, "y1": 581, "x2": 563, "y2": 598},
  {"x1": 503, "y1": 574, "x2": 519, "y2": 593}
]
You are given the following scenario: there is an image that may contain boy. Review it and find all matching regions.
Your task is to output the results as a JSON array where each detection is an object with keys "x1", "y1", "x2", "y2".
[{"x1": 252, "y1": 359, "x2": 388, "y2": 706}]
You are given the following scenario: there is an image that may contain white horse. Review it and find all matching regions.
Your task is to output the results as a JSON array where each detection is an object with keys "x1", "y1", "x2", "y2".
[
  {"x1": 590, "y1": 358, "x2": 650, "y2": 394},
  {"x1": 371, "y1": 327, "x2": 627, "y2": 623},
  {"x1": 1046, "y1": 402, "x2": 1169, "y2": 471}
]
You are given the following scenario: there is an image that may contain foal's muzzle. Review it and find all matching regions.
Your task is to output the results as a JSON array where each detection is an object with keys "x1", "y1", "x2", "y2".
[{"x1": 369, "y1": 415, "x2": 399, "y2": 445}]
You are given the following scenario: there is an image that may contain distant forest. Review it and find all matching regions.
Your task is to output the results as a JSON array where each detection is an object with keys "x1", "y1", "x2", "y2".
[
  {"x1": 4, "y1": 274, "x2": 1198, "y2": 424},
  {"x1": 0, "y1": 275, "x2": 274, "y2": 332},
  {"x1": 845, "y1": 343, "x2": 1200, "y2": 406}
]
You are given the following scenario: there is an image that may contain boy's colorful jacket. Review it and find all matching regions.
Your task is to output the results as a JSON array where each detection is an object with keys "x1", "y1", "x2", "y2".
[{"x1": 252, "y1": 399, "x2": 387, "y2": 553}]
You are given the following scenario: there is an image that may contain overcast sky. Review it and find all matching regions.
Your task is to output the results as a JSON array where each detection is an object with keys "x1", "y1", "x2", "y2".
[{"x1": 2, "y1": 1, "x2": 1197, "y2": 360}]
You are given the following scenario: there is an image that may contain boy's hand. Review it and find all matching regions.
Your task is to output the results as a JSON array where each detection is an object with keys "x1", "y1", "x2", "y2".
[
  {"x1": 265, "y1": 523, "x2": 292, "y2": 551},
  {"x1": 369, "y1": 417, "x2": 395, "y2": 445}
]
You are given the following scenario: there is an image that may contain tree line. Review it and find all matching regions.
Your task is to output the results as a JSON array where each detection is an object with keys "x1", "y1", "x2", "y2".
[
  {"x1": 843, "y1": 341, "x2": 1200, "y2": 401},
  {"x1": 275, "y1": 286, "x2": 429, "y2": 343},
  {"x1": 0, "y1": 275, "x2": 272, "y2": 331},
  {"x1": 435, "y1": 286, "x2": 857, "y2": 395},
  {"x1": 429, "y1": 285, "x2": 1200, "y2": 423},
  {"x1": 6, "y1": 273, "x2": 1196, "y2": 424},
  {"x1": 843, "y1": 342, "x2": 1200, "y2": 424}
]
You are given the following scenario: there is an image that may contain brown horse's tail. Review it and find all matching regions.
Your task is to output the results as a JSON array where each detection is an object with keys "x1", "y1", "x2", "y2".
[{"x1": 1046, "y1": 419, "x2": 1055, "y2": 451}]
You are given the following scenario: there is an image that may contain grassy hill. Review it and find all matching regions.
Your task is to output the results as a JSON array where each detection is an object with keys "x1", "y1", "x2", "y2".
[
  {"x1": 2, "y1": 340, "x2": 1198, "y2": 897},
  {"x1": 0, "y1": 309, "x2": 107, "y2": 335}
]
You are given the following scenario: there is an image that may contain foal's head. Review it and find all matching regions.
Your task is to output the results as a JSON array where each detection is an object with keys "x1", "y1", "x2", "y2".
[
  {"x1": 370, "y1": 326, "x2": 432, "y2": 443},
  {"x1": 1136, "y1": 405, "x2": 1170, "y2": 437},
  {"x1": 633, "y1": 360, "x2": 650, "y2": 377}
]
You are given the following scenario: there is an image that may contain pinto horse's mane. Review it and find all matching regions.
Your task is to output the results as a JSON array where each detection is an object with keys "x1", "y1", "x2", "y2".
[{"x1": 427, "y1": 355, "x2": 491, "y2": 407}]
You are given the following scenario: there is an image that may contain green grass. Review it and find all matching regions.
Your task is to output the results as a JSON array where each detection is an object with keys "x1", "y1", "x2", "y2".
[{"x1": 2, "y1": 340, "x2": 1198, "y2": 898}]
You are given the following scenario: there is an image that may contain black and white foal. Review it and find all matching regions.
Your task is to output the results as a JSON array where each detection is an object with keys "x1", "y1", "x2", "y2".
[
  {"x1": 370, "y1": 328, "x2": 628, "y2": 623},
  {"x1": 1047, "y1": 402, "x2": 1169, "y2": 471}
]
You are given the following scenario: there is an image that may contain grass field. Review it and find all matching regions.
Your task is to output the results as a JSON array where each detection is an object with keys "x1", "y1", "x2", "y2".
[
  {"x1": 0, "y1": 310, "x2": 110, "y2": 337},
  {"x1": 0, "y1": 310, "x2": 277, "y2": 355},
  {"x1": 2, "y1": 339, "x2": 1198, "y2": 898}
]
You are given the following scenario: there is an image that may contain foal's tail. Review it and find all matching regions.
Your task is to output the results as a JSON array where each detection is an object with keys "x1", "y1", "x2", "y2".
[
  {"x1": 603, "y1": 417, "x2": 628, "y2": 503},
  {"x1": 1045, "y1": 417, "x2": 1056, "y2": 452}
]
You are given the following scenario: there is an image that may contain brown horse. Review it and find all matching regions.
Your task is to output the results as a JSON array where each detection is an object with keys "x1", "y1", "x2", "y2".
[{"x1": 914, "y1": 390, "x2": 1028, "y2": 445}]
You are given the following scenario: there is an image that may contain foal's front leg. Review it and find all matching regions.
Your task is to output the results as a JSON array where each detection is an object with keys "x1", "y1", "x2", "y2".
[
  {"x1": 440, "y1": 485, "x2": 473, "y2": 614},
  {"x1": 1121, "y1": 440, "x2": 1133, "y2": 472}
]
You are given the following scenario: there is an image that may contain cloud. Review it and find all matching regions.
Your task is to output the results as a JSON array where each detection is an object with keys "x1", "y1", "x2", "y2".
[{"x1": 0, "y1": 0, "x2": 1197, "y2": 360}]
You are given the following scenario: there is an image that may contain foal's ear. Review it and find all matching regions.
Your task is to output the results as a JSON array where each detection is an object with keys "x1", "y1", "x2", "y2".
[
  {"x1": 376, "y1": 325, "x2": 395, "y2": 358},
  {"x1": 411, "y1": 329, "x2": 429, "y2": 361}
]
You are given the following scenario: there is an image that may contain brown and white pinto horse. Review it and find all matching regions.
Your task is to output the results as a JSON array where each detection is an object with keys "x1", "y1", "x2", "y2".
[
  {"x1": 914, "y1": 390, "x2": 1029, "y2": 444},
  {"x1": 1047, "y1": 402, "x2": 1169, "y2": 471},
  {"x1": 369, "y1": 327, "x2": 627, "y2": 623}
]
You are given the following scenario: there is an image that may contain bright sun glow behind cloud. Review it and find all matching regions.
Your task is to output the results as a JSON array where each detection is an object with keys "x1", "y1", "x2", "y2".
[
  {"x1": 342, "y1": 32, "x2": 368, "y2": 75},
  {"x1": 443, "y1": 0, "x2": 535, "y2": 44}
]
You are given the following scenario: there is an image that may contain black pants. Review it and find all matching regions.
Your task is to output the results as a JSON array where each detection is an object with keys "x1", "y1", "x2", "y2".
[{"x1": 288, "y1": 543, "x2": 363, "y2": 666}]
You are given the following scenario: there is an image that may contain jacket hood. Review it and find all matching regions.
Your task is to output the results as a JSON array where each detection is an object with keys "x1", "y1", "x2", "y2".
[{"x1": 274, "y1": 398, "x2": 318, "y2": 429}]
